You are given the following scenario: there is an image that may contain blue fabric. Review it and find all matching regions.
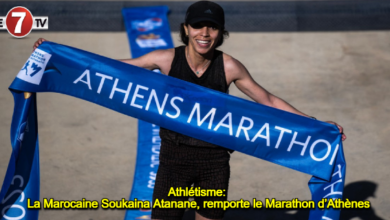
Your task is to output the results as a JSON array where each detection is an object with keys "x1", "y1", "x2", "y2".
[
  {"x1": 1, "y1": 40, "x2": 345, "y2": 219},
  {"x1": 309, "y1": 144, "x2": 346, "y2": 219},
  {"x1": 0, "y1": 93, "x2": 40, "y2": 220},
  {"x1": 122, "y1": 6, "x2": 174, "y2": 220}
]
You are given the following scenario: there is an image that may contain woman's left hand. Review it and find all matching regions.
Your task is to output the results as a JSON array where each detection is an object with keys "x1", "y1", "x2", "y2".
[{"x1": 326, "y1": 121, "x2": 346, "y2": 141}]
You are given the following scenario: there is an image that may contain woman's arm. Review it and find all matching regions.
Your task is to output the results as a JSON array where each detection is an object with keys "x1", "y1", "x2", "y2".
[
  {"x1": 118, "y1": 49, "x2": 173, "y2": 74},
  {"x1": 224, "y1": 54, "x2": 346, "y2": 141},
  {"x1": 225, "y1": 55, "x2": 308, "y2": 116}
]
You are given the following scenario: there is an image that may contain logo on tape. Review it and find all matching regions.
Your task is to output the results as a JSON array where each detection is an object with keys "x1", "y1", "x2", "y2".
[
  {"x1": 136, "y1": 33, "x2": 167, "y2": 48},
  {"x1": 17, "y1": 48, "x2": 52, "y2": 85},
  {"x1": 132, "y1": 17, "x2": 162, "y2": 32}
]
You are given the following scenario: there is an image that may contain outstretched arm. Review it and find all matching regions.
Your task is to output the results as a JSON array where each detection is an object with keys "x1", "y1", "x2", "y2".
[
  {"x1": 225, "y1": 55, "x2": 309, "y2": 117},
  {"x1": 224, "y1": 55, "x2": 346, "y2": 141},
  {"x1": 118, "y1": 49, "x2": 174, "y2": 74}
]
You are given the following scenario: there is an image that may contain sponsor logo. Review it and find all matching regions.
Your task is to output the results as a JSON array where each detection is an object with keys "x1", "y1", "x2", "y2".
[
  {"x1": 136, "y1": 33, "x2": 167, "y2": 48},
  {"x1": 16, "y1": 48, "x2": 52, "y2": 85},
  {"x1": 0, "y1": 6, "x2": 49, "y2": 38},
  {"x1": 204, "y1": 9, "x2": 213, "y2": 14},
  {"x1": 132, "y1": 17, "x2": 162, "y2": 32}
]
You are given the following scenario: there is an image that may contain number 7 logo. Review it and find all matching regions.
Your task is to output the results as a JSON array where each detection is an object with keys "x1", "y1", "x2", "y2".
[
  {"x1": 0, "y1": 6, "x2": 48, "y2": 38},
  {"x1": 11, "y1": 12, "x2": 27, "y2": 34},
  {"x1": 4, "y1": 6, "x2": 33, "y2": 38}
]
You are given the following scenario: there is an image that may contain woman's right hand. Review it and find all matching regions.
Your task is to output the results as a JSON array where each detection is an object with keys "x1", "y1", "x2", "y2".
[{"x1": 33, "y1": 38, "x2": 47, "y2": 51}]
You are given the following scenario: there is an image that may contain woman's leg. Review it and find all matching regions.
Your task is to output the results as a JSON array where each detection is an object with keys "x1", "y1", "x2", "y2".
[
  {"x1": 151, "y1": 141, "x2": 194, "y2": 220},
  {"x1": 194, "y1": 149, "x2": 230, "y2": 220}
]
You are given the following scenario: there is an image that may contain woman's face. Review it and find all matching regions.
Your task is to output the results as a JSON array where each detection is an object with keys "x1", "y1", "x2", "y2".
[{"x1": 184, "y1": 21, "x2": 221, "y2": 55}]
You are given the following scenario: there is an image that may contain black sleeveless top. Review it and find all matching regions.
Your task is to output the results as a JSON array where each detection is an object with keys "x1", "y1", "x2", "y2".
[{"x1": 159, "y1": 46, "x2": 229, "y2": 148}]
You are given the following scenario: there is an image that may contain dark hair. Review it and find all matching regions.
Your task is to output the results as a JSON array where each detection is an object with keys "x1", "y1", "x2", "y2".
[{"x1": 179, "y1": 23, "x2": 229, "y2": 48}]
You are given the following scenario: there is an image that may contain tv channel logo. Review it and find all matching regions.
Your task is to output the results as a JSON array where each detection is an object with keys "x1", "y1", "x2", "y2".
[{"x1": 0, "y1": 6, "x2": 49, "y2": 38}]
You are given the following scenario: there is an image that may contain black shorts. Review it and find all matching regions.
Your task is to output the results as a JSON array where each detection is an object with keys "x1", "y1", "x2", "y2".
[{"x1": 151, "y1": 140, "x2": 231, "y2": 220}]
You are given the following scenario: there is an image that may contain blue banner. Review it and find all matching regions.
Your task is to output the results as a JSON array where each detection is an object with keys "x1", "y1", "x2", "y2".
[
  {"x1": 309, "y1": 144, "x2": 346, "y2": 219},
  {"x1": 122, "y1": 6, "x2": 173, "y2": 55},
  {"x1": 2, "y1": 40, "x2": 345, "y2": 219},
  {"x1": 0, "y1": 92, "x2": 40, "y2": 220},
  {"x1": 122, "y1": 6, "x2": 174, "y2": 220}
]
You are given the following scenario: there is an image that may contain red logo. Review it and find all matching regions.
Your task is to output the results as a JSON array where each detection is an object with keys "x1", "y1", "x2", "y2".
[
  {"x1": 0, "y1": 6, "x2": 49, "y2": 38},
  {"x1": 5, "y1": 6, "x2": 34, "y2": 38}
]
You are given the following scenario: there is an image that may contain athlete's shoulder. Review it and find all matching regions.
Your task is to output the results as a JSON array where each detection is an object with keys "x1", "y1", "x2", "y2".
[
  {"x1": 148, "y1": 48, "x2": 175, "y2": 64},
  {"x1": 151, "y1": 48, "x2": 175, "y2": 58},
  {"x1": 147, "y1": 48, "x2": 175, "y2": 75},
  {"x1": 222, "y1": 52, "x2": 244, "y2": 73}
]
